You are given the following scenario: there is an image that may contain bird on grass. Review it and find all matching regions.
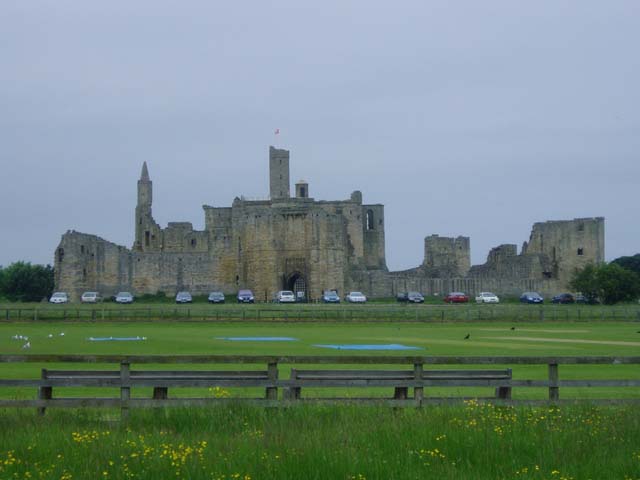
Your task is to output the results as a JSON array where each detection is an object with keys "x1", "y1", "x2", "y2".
[
  {"x1": 464, "y1": 333, "x2": 470, "y2": 340},
  {"x1": 22, "y1": 342, "x2": 31, "y2": 349},
  {"x1": 510, "y1": 326, "x2": 516, "y2": 331}
]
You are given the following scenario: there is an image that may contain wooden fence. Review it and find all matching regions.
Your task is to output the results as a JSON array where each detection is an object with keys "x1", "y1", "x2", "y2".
[
  {"x1": 1, "y1": 355, "x2": 639, "y2": 417},
  {"x1": 2, "y1": 304, "x2": 640, "y2": 322}
]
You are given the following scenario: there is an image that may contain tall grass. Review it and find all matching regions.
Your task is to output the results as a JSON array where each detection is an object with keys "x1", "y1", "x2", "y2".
[{"x1": 1, "y1": 403, "x2": 638, "y2": 479}]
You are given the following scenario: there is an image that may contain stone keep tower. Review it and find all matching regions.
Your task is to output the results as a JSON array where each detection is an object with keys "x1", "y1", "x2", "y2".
[
  {"x1": 269, "y1": 146, "x2": 290, "y2": 199},
  {"x1": 423, "y1": 235, "x2": 471, "y2": 277}
]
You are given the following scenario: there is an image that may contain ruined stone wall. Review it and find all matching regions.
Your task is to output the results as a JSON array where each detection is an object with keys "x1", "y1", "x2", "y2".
[
  {"x1": 523, "y1": 217, "x2": 605, "y2": 285},
  {"x1": 363, "y1": 204, "x2": 387, "y2": 270},
  {"x1": 55, "y1": 232, "x2": 131, "y2": 301}
]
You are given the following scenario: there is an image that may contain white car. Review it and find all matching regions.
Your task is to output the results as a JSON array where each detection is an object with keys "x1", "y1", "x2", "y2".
[
  {"x1": 345, "y1": 291, "x2": 367, "y2": 303},
  {"x1": 81, "y1": 291, "x2": 102, "y2": 303},
  {"x1": 49, "y1": 292, "x2": 69, "y2": 304},
  {"x1": 275, "y1": 290, "x2": 296, "y2": 303},
  {"x1": 475, "y1": 292, "x2": 500, "y2": 304}
]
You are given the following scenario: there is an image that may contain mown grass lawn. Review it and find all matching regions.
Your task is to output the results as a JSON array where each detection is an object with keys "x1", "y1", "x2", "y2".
[{"x1": 1, "y1": 320, "x2": 639, "y2": 400}]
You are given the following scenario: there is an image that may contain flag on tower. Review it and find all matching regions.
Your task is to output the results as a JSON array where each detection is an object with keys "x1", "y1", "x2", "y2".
[{"x1": 274, "y1": 128, "x2": 280, "y2": 135}]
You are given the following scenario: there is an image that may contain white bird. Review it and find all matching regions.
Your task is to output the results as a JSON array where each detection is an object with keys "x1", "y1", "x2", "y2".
[
  {"x1": 48, "y1": 334, "x2": 53, "y2": 338},
  {"x1": 59, "y1": 333, "x2": 65, "y2": 336},
  {"x1": 22, "y1": 342, "x2": 31, "y2": 349}
]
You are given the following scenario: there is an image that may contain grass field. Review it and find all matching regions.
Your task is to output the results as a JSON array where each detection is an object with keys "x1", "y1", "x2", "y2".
[
  {"x1": 1, "y1": 319, "x2": 639, "y2": 400},
  {"x1": 1, "y1": 316, "x2": 640, "y2": 479}
]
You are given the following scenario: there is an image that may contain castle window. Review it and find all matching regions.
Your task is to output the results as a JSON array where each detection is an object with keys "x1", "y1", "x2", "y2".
[
  {"x1": 578, "y1": 223, "x2": 584, "y2": 232},
  {"x1": 80, "y1": 245, "x2": 84, "y2": 254},
  {"x1": 191, "y1": 238, "x2": 197, "y2": 248},
  {"x1": 300, "y1": 186, "x2": 306, "y2": 197},
  {"x1": 577, "y1": 248, "x2": 584, "y2": 256},
  {"x1": 82, "y1": 268, "x2": 87, "y2": 281},
  {"x1": 57, "y1": 248, "x2": 64, "y2": 263},
  {"x1": 145, "y1": 231, "x2": 150, "y2": 247},
  {"x1": 139, "y1": 217, "x2": 142, "y2": 225},
  {"x1": 366, "y1": 210, "x2": 375, "y2": 230}
]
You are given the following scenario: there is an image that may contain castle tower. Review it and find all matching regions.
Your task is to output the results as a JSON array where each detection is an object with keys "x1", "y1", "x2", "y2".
[
  {"x1": 423, "y1": 235, "x2": 471, "y2": 277},
  {"x1": 134, "y1": 162, "x2": 157, "y2": 251},
  {"x1": 269, "y1": 146, "x2": 290, "y2": 200}
]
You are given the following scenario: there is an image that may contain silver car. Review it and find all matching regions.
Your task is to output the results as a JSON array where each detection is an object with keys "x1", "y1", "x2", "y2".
[
  {"x1": 345, "y1": 291, "x2": 367, "y2": 303},
  {"x1": 275, "y1": 290, "x2": 296, "y2": 303},
  {"x1": 49, "y1": 292, "x2": 69, "y2": 304},
  {"x1": 115, "y1": 292, "x2": 134, "y2": 304},
  {"x1": 81, "y1": 292, "x2": 102, "y2": 303},
  {"x1": 175, "y1": 291, "x2": 192, "y2": 304}
]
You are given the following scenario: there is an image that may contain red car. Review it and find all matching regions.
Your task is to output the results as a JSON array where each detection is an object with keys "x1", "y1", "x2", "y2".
[{"x1": 444, "y1": 292, "x2": 469, "y2": 303}]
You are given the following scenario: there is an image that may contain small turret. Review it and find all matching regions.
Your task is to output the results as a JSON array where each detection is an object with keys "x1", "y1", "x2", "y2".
[
  {"x1": 295, "y1": 180, "x2": 309, "y2": 198},
  {"x1": 135, "y1": 162, "x2": 156, "y2": 251},
  {"x1": 137, "y1": 162, "x2": 152, "y2": 206}
]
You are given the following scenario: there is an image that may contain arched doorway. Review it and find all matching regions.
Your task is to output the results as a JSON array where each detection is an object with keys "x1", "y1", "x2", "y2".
[{"x1": 287, "y1": 272, "x2": 307, "y2": 302}]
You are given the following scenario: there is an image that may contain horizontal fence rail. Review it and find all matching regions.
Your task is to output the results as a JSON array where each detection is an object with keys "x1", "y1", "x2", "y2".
[
  {"x1": 2, "y1": 305, "x2": 640, "y2": 322},
  {"x1": 0, "y1": 355, "x2": 639, "y2": 417}
]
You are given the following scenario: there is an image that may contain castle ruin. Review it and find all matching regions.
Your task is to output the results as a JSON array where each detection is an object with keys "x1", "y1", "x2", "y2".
[{"x1": 54, "y1": 146, "x2": 604, "y2": 301}]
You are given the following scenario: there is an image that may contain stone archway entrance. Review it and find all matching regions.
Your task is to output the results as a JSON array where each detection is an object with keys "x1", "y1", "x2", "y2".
[{"x1": 286, "y1": 272, "x2": 307, "y2": 302}]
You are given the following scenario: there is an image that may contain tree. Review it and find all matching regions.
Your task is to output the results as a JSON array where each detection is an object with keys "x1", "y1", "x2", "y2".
[
  {"x1": 0, "y1": 262, "x2": 55, "y2": 302},
  {"x1": 611, "y1": 254, "x2": 640, "y2": 276},
  {"x1": 570, "y1": 262, "x2": 640, "y2": 305}
]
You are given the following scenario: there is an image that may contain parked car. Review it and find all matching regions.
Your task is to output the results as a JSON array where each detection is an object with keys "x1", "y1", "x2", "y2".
[
  {"x1": 475, "y1": 292, "x2": 500, "y2": 304},
  {"x1": 345, "y1": 291, "x2": 367, "y2": 303},
  {"x1": 115, "y1": 292, "x2": 134, "y2": 304},
  {"x1": 81, "y1": 291, "x2": 102, "y2": 303},
  {"x1": 175, "y1": 291, "x2": 192, "y2": 304},
  {"x1": 444, "y1": 292, "x2": 469, "y2": 303},
  {"x1": 407, "y1": 292, "x2": 425, "y2": 303},
  {"x1": 576, "y1": 294, "x2": 600, "y2": 305},
  {"x1": 275, "y1": 290, "x2": 296, "y2": 303},
  {"x1": 49, "y1": 292, "x2": 69, "y2": 304},
  {"x1": 322, "y1": 290, "x2": 340, "y2": 303},
  {"x1": 552, "y1": 293, "x2": 575, "y2": 304},
  {"x1": 520, "y1": 292, "x2": 544, "y2": 304},
  {"x1": 207, "y1": 291, "x2": 225, "y2": 304},
  {"x1": 396, "y1": 292, "x2": 409, "y2": 302},
  {"x1": 237, "y1": 289, "x2": 255, "y2": 303}
]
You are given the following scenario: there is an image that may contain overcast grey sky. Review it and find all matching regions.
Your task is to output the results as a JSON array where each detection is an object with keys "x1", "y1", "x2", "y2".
[{"x1": 1, "y1": 0, "x2": 638, "y2": 270}]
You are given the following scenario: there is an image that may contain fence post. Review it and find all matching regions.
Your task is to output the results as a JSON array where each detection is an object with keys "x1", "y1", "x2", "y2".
[
  {"x1": 266, "y1": 361, "x2": 278, "y2": 400},
  {"x1": 38, "y1": 368, "x2": 52, "y2": 416},
  {"x1": 34, "y1": 309, "x2": 38, "y2": 321},
  {"x1": 413, "y1": 363, "x2": 423, "y2": 405},
  {"x1": 548, "y1": 363, "x2": 559, "y2": 401},
  {"x1": 120, "y1": 362, "x2": 131, "y2": 420}
]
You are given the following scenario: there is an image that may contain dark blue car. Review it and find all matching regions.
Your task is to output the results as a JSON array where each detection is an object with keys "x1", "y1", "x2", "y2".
[{"x1": 520, "y1": 292, "x2": 544, "y2": 304}]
